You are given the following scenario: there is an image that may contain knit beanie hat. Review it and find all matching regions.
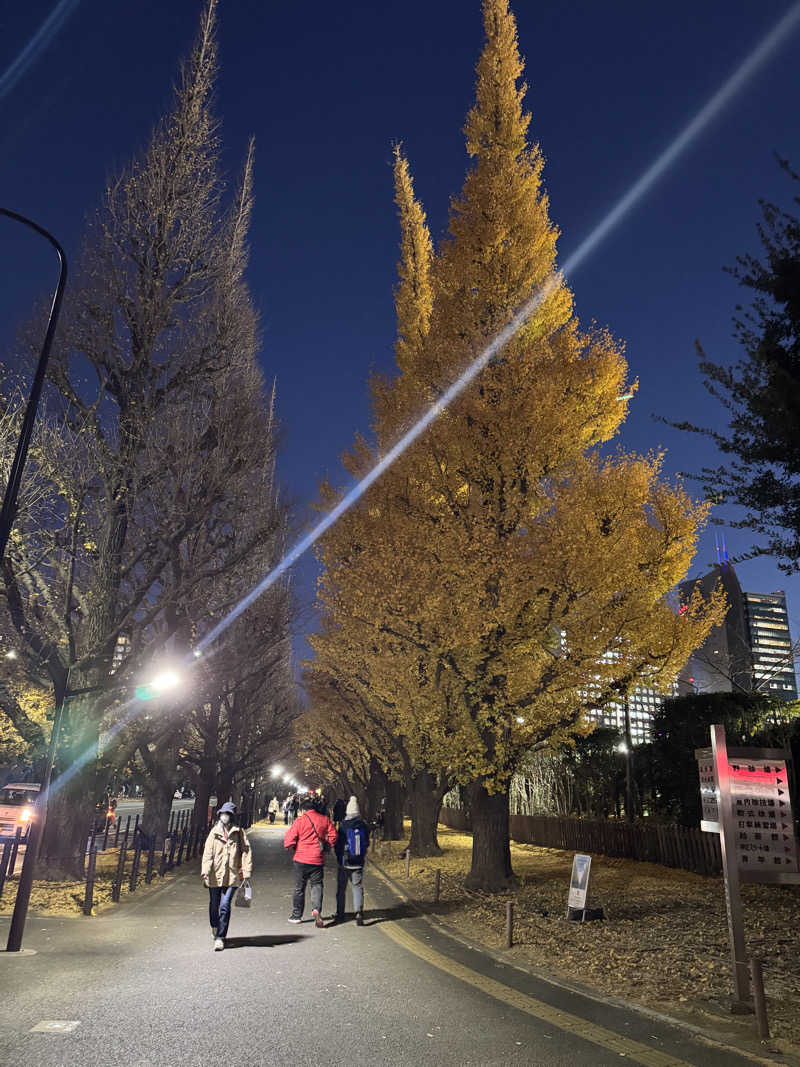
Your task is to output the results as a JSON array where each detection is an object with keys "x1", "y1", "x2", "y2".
[{"x1": 345, "y1": 795, "x2": 360, "y2": 819}]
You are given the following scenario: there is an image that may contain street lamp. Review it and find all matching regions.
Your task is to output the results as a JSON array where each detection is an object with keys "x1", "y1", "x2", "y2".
[
  {"x1": 271, "y1": 764, "x2": 283, "y2": 777},
  {"x1": 0, "y1": 209, "x2": 67, "y2": 563}
]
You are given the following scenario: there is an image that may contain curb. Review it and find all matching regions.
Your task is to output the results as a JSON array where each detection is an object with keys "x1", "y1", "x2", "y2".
[{"x1": 367, "y1": 855, "x2": 799, "y2": 1067}]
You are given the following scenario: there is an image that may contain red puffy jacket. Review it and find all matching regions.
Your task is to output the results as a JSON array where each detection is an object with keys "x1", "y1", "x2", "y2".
[{"x1": 284, "y1": 810, "x2": 338, "y2": 865}]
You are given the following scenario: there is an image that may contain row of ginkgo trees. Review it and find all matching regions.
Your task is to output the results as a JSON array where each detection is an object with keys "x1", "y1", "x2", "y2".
[{"x1": 301, "y1": 0, "x2": 724, "y2": 891}]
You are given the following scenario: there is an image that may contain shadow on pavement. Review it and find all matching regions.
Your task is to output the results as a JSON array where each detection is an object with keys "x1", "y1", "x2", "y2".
[{"x1": 223, "y1": 934, "x2": 306, "y2": 949}]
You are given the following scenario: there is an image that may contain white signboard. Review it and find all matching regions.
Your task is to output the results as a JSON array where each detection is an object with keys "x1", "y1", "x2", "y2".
[
  {"x1": 567, "y1": 854, "x2": 592, "y2": 911},
  {"x1": 729, "y1": 757, "x2": 798, "y2": 874},
  {"x1": 695, "y1": 746, "x2": 720, "y2": 830}
]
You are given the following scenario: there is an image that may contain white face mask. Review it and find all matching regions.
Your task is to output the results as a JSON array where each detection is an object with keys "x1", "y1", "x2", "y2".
[{"x1": 219, "y1": 813, "x2": 231, "y2": 826}]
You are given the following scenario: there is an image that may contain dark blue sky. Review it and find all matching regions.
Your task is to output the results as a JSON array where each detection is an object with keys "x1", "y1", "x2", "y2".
[{"x1": 2, "y1": 0, "x2": 800, "y2": 659}]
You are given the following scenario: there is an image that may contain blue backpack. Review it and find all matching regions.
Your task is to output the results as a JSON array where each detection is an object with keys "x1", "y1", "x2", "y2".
[{"x1": 344, "y1": 822, "x2": 367, "y2": 866}]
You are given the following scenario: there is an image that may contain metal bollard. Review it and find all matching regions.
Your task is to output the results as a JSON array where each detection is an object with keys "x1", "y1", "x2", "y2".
[
  {"x1": 405, "y1": 850, "x2": 411, "y2": 878},
  {"x1": 112, "y1": 842, "x2": 127, "y2": 902},
  {"x1": 123, "y1": 815, "x2": 131, "y2": 850},
  {"x1": 114, "y1": 816, "x2": 121, "y2": 848},
  {"x1": 434, "y1": 868, "x2": 441, "y2": 905},
  {"x1": 0, "y1": 840, "x2": 12, "y2": 899},
  {"x1": 83, "y1": 846, "x2": 97, "y2": 916},
  {"x1": 145, "y1": 839, "x2": 156, "y2": 884},
  {"x1": 102, "y1": 817, "x2": 110, "y2": 851},
  {"x1": 505, "y1": 900, "x2": 514, "y2": 948},
  {"x1": 160, "y1": 837, "x2": 170, "y2": 878},
  {"x1": 128, "y1": 845, "x2": 142, "y2": 893},
  {"x1": 175, "y1": 826, "x2": 186, "y2": 867},
  {"x1": 9, "y1": 826, "x2": 22, "y2": 876},
  {"x1": 750, "y1": 958, "x2": 770, "y2": 1041}
]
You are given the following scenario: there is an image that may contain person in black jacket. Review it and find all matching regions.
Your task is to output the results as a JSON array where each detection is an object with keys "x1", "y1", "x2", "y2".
[
  {"x1": 334, "y1": 795, "x2": 370, "y2": 925},
  {"x1": 332, "y1": 797, "x2": 346, "y2": 824}
]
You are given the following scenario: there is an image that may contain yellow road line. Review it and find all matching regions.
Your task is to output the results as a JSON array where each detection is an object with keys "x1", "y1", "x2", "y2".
[{"x1": 380, "y1": 922, "x2": 692, "y2": 1067}]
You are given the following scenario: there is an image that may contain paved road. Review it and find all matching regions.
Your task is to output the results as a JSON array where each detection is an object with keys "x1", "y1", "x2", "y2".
[
  {"x1": 0, "y1": 826, "x2": 772, "y2": 1067},
  {"x1": 114, "y1": 798, "x2": 195, "y2": 820}
]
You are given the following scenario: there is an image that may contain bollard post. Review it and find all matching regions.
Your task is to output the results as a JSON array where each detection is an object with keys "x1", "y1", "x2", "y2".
[
  {"x1": 123, "y1": 815, "x2": 131, "y2": 850},
  {"x1": 128, "y1": 844, "x2": 142, "y2": 893},
  {"x1": 83, "y1": 845, "x2": 97, "y2": 916},
  {"x1": 434, "y1": 868, "x2": 441, "y2": 905},
  {"x1": 0, "y1": 840, "x2": 11, "y2": 899},
  {"x1": 145, "y1": 838, "x2": 156, "y2": 884},
  {"x1": 133, "y1": 813, "x2": 140, "y2": 838},
  {"x1": 750, "y1": 958, "x2": 770, "y2": 1042},
  {"x1": 9, "y1": 827, "x2": 22, "y2": 876},
  {"x1": 505, "y1": 900, "x2": 514, "y2": 949},
  {"x1": 405, "y1": 850, "x2": 411, "y2": 878},
  {"x1": 112, "y1": 842, "x2": 127, "y2": 902},
  {"x1": 102, "y1": 816, "x2": 110, "y2": 852},
  {"x1": 114, "y1": 816, "x2": 121, "y2": 848},
  {"x1": 176, "y1": 826, "x2": 186, "y2": 867}
]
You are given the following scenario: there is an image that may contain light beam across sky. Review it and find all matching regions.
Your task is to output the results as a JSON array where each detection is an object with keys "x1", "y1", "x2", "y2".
[{"x1": 0, "y1": 0, "x2": 81, "y2": 103}]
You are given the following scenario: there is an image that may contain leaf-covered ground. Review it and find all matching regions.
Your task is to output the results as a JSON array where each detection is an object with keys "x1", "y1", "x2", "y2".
[
  {"x1": 0, "y1": 847, "x2": 188, "y2": 917},
  {"x1": 373, "y1": 825, "x2": 800, "y2": 1047}
]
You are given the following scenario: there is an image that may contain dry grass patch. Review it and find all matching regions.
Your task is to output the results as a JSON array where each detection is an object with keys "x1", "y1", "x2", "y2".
[{"x1": 373, "y1": 824, "x2": 800, "y2": 1045}]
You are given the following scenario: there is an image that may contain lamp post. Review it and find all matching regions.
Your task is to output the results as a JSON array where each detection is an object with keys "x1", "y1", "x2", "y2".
[
  {"x1": 5, "y1": 667, "x2": 183, "y2": 952},
  {"x1": 0, "y1": 209, "x2": 67, "y2": 562}
]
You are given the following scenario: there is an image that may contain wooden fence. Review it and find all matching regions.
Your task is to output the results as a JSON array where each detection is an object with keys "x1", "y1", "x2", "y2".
[{"x1": 439, "y1": 807, "x2": 722, "y2": 876}]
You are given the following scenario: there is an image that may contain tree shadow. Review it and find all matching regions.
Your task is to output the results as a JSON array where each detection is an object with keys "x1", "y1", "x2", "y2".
[
  {"x1": 359, "y1": 900, "x2": 462, "y2": 926},
  {"x1": 222, "y1": 934, "x2": 305, "y2": 949}
]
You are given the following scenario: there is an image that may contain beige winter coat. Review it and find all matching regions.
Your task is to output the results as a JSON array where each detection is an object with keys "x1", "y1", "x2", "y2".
[{"x1": 202, "y1": 824, "x2": 253, "y2": 887}]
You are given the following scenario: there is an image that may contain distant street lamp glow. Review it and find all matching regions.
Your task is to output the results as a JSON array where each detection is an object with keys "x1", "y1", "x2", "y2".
[
  {"x1": 148, "y1": 669, "x2": 182, "y2": 693},
  {"x1": 271, "y1": 764, "x2": 283, "y2": 777},
  {"x1": 4, "y1": 649, "x2": 17, "y2": 660}
]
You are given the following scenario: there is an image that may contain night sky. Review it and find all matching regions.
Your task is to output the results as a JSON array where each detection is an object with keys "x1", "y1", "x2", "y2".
[{"x1": 2, "y1": 1, "x2": 800, "y2": 662}]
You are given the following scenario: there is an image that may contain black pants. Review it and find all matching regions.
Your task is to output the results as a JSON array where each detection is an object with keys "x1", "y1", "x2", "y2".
[{"x1": 292, "y1": 861, "x2": 323, "y2": 917}]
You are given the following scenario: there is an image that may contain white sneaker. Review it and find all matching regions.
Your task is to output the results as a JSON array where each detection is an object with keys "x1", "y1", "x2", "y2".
[
  {"x1": 287, "y1": 916, "x2": 302, "y2": 924},
  {"x1": 214, "y1": 938, "x2": 224, "y2": 951}
]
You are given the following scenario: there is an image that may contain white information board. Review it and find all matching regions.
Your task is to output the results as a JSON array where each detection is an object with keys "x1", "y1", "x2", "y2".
[{"x1": 567, "y1": 854, "x2": 592, "y2": 911}]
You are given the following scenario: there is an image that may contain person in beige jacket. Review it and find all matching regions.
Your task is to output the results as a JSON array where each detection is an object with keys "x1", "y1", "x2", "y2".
[{"x1": 201, "y1": 802, "x2": 253, "y2": 950}]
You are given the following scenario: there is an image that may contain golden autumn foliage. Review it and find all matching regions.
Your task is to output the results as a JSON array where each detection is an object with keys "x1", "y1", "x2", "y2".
[{"x1": 309, "y1": 0, "x2": 725, "y2": 874}]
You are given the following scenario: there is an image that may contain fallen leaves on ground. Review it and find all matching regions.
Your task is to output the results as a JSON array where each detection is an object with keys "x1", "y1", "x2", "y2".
[
  {"x1": 0, "y1": 848, "x2": 193, "y2": 917},
  {"x1": 373, "y1": 825, "x2": 800, "y2": 1046}
]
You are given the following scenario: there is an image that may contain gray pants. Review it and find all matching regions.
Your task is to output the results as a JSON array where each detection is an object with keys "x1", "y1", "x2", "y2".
[{"x1": 336, "y1": 865, "x2": 364, "y2": 915}]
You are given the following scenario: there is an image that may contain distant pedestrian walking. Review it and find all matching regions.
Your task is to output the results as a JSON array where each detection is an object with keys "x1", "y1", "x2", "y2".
[
  {"x1": 201, "y1": 802, "x2": 253, "y2": 951},
  {"x1": 334, "y1": 796, "x2": 370, "y2": 926},
  {"x1": 268, "y1": 796, "x2": 279, "y2": 824},
  {"x1": 284, "y1": 795, "x2": 337, "y2": 927}
]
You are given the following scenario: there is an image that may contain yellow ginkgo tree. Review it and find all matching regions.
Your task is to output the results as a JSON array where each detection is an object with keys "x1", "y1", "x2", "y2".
[{"x1": 311, "y1": 0, "x2": 724, "y2": 887}]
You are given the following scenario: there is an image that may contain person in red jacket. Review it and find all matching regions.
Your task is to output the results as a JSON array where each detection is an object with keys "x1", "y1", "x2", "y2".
[{"x1": 284, "y1": 794, "x2": 338, "y2": 926}]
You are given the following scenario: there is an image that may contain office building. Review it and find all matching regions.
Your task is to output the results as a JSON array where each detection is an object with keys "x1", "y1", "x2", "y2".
[{"x1": 744, "y1": 590, "x2": 797, "y2": 700}]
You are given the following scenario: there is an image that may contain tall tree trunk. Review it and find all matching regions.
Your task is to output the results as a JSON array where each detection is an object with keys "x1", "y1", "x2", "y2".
[
  {"x1": 141, "y1": 779, "x2": 174, "y2": 846},
  {"x1": 465, "y1": 781, "x2": 516, "y2": 892},
  {"x1": 193, "y1": 776, "x2": 212, "y2": 827},
  {"x1": 407, "y1": 770, "x2": 445, "y2": 857},
  {"x1": 384, "y1": 777, "x2": 406, "y2": 840}
]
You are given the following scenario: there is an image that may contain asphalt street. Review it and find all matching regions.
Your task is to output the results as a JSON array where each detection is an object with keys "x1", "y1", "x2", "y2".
[{"x1": 0, "y1": 825, "x2": 772, "y2": 1067}]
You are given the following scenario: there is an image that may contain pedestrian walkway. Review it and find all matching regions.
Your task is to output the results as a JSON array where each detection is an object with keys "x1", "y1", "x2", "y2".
[{"x1": 0, "y1": 825, "x2": 786, "y2": 1066}]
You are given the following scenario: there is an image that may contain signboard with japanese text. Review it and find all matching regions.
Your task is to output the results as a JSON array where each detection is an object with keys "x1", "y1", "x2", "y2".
[
  {"x1": 729, "y1": 757, "x2": 798, "y2": 874},
  {"x1": 695, "y1": 746, "x2": 720, "y2": 832}
]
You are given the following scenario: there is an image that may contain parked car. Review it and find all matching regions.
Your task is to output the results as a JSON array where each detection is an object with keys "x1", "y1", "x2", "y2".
[{"x1": 0, "y1": 782, "x2": 40, "y2": 837}]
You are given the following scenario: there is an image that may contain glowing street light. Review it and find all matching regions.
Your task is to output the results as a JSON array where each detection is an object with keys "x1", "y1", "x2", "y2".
[
  {"x1": 4, "y1": 649, "x2": 17, "y2": 660},
  {"x1": 271, "y1": 764, "x2": 284, "y2": 777},
  {"x1": 135, "y1": 667, "x2": 183, "y2": 702}
]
